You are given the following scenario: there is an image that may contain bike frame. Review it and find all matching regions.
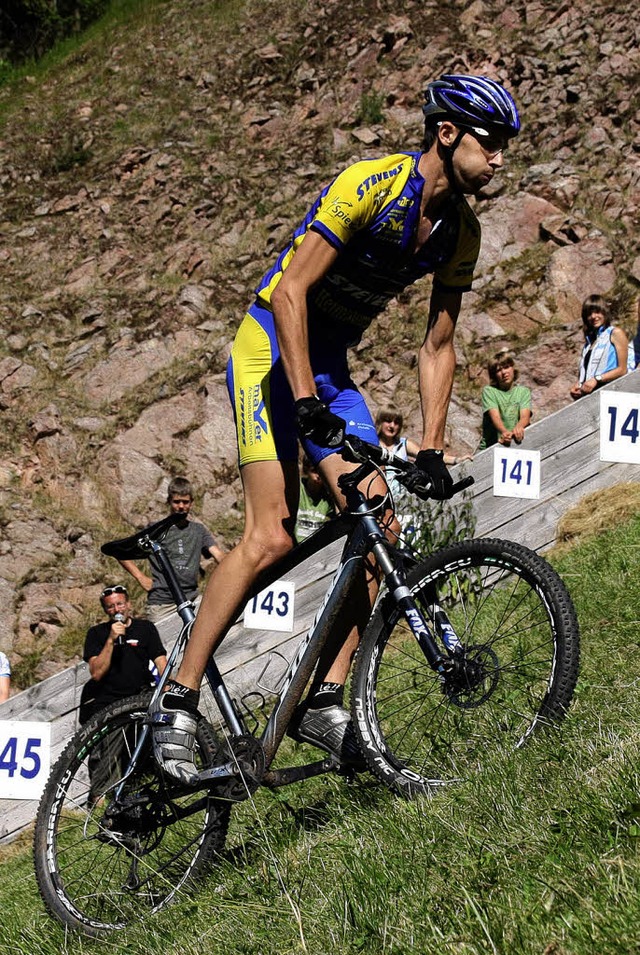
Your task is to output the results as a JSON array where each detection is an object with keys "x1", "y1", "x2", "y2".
[{"x1": 110, "y1": 451, "x2": 463, "y2": 797}]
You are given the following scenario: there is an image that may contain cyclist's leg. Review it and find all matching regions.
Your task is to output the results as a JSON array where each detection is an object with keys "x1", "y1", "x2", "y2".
[
  {"x1": 289, "y1": 372, "x2": 395, "y2": 765},
  {"x1": 177, "y1": 461, "x2": 298, "y2": 688},
  {"x1": 152, "y1": 304, "x2": 300, "y2": 779}
]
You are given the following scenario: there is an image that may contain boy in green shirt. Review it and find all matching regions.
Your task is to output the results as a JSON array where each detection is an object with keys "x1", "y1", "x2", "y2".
[{"x1": 479, "y1": 352, "x2": 532, "y2": 450}]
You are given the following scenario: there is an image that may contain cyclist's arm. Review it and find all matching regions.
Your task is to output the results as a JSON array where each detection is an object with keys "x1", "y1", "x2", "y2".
[
  {"x1": 270, "y1": 230, "x2": 340, "y2": 400},
  {"x1": 417, "y1": 288, "x2": 462, "y2": 449},
  {"x1": 117, "y1": 558, "x2": 153, "y2": 592}
]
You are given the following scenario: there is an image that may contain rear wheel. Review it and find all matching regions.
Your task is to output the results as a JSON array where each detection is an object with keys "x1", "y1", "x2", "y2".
[
  {"x1": 33, "y1": 694, "x2": 230, "y2": 936},
  {"x1": 351, "y1": 538, "x2": 580, "y2": 797}
]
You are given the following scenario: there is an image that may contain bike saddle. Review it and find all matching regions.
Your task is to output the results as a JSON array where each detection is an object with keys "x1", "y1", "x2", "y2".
[{"x1": 101, "y1": 513, "x2": 184, "y2": 559}]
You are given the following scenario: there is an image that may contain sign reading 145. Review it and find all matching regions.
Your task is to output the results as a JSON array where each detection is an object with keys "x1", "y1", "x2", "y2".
[
  {"x1": 244, "y1": 581, "x2": 295, "y2": 632},
  {"x1": 493, "y1": 447, "x2": 541, "y2": 499},
  {"x1": 600, "y1": 392, "x2": 640, "y2": 463},
  {"x1": 0, "y1": 721, "x2": 51, "y2": 800}
]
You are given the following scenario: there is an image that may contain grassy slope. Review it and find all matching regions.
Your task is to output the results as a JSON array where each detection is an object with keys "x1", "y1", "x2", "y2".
[{"x1": 1, "y1": 514, "x2": 640, "y2": 955}]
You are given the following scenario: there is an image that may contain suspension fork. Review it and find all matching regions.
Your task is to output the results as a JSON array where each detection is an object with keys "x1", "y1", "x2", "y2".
[
  {"x1": 365, "y1": 523, "x2": 449, "y2": 673},
  {"x1": 339, "y1": 465, "x2": 450, "y2": 674}
]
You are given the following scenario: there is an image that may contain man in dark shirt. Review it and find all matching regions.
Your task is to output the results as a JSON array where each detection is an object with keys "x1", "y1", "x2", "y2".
[
  {"x1": 80, "y1": 584, "x2": 167, "y2": 724},
  {"x1": 79, "y1": 584, "x2": 167, "y2": 803},
  {"x1": 118, "y1": 476, "x2": 226, "y2": 622}
]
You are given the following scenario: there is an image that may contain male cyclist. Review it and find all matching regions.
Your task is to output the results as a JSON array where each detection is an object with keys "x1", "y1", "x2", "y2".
[{"x1": 151, "y1": 74, "x2": 521, "y2": 782}]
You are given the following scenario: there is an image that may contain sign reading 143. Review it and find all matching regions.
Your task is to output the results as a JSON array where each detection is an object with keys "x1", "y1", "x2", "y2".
[
  {"x1": 244, "y1": 581, "x2": 295, "y2": 632},
  {"x1": 493, "y1": 447, "x2": 541, "y2": 500},
  {"x1": 0, "y1": 721, "x2": 51, "y2": 800},
  {"x1": 600, "y1": 392, "x2": 640, "y2": 463}
]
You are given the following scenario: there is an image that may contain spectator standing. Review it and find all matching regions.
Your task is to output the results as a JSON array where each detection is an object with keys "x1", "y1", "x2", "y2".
[
  {"x1": 570, "y1": 295, "x2": 628, "y2": 400},
  {"x1": 295, "y1": 457, "x2": 335, "y2": 542},
  {"x1": 479, "y1": 352, "x2": 532, "y2": 450},
  {"x1": 119, "y1": 477, "x2": 226, "y2": 622},
  {"x1": 376, "y1": 408, "x2": 468, "y2": 534},
  {"x1": 0, "y1": 650, "x2": 10, "y2": 702}
]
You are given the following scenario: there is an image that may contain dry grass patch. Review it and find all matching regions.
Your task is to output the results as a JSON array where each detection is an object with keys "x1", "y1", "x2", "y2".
[{"x1": 553, "y1": 481, "x2": 640, "y2": 554}]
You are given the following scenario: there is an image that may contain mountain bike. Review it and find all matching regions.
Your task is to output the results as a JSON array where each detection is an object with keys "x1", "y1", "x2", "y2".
[{"x1": 33, "y1": 437, "x2": 580, "y2": 935}]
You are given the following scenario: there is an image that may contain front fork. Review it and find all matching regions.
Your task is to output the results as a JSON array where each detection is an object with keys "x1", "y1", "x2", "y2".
[{"x1": 366, "y1": 521, "x2": 462, "y2": 673}]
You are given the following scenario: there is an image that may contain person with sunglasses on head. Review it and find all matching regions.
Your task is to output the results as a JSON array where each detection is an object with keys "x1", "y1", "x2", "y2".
[
  {"x1": 150, "y1": 74, "x2": 521, "y2": 783},
  {"x1": 79, "y1": 584, "x2": 167, "y2": 726}
]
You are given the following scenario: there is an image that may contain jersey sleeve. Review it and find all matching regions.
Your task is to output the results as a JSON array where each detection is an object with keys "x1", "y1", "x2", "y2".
[
  {"x1": 310, "y1": 156, "x2": 412, "y2": 250},
  {"x1": 433, "y1": 200, "x2": 481, "y2": 292},
  {"x1": 481, "y1": 386, "x2": 500, "y2": 413}
]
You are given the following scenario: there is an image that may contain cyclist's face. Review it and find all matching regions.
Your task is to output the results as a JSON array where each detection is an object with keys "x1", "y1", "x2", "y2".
[
  {"x1": 449, "y1": 125, "x2": 507, "y2": 194},
  {"x1": 169, "y1": 495, "x2": 193, "y2": 515}
]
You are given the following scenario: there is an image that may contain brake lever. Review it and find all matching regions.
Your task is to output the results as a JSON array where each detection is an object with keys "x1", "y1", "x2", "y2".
[{"x1": 397, "y1": 471, "x2": 475, "y2": 501}]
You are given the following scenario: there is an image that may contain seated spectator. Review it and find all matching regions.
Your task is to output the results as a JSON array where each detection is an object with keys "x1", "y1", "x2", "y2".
[
  {"x1": 295, "y1": 457, "x2": 336, "y2": 542},
  {"x1": 79, "y1": 585, "x2": 167, "y2": 803},
  {"x1": 0, "y1": 650, "x2": 10, "y2": 702},
  {"x1": 570, "y1": 295, "x2": 628, "y2": 400},
  {"x1": 479, "y1": 351, "x2": 532, "y2": 450},
  {"x1": 79, "y1": 585, "x2": 167, "y2": 725},
  {"x1": 118, "y1": 476, "x2": 226, "y2": 622}
]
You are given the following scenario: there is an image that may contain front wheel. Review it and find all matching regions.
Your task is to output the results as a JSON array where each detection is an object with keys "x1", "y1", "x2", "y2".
[
  {"x1": 33, "y1": 694, "x2": 230, "y2": 936},
  {"x1": 351, "y1": 538, "x2": 580, "y2": 797}
]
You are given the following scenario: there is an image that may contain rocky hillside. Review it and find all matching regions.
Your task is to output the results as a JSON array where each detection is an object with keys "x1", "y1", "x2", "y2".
[{"x1": 0, "y1": 0, "x2": 639, "y2": 687}]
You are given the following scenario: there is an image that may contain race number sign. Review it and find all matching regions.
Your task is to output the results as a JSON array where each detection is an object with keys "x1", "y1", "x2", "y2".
[
  {"x1": 244, "y1": 581, "x2": 295, "y2": 632},
  {"x1": 493, "y1": 447, "x2": 541, "y2": 499},
  {"x1": 0, "y1": 721, "x2": 51, "y2": 800},
  {"x1": 600, "y1": 391, "x2": 640, "y2": 463}
]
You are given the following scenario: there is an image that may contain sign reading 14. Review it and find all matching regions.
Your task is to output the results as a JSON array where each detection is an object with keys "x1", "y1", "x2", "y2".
[{"x1": 600, "y1": 392, "x2": 640, "y2": 464}]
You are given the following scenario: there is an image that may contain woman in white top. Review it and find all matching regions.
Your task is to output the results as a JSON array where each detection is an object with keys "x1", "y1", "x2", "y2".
[{"x1": 570, "y1": 295, "x2": 628, "y2": 400}]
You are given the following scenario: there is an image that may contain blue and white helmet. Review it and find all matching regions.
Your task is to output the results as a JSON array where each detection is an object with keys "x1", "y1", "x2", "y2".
[{"x1": 423, "y1": 74, "x2": 520, "y2": 139}]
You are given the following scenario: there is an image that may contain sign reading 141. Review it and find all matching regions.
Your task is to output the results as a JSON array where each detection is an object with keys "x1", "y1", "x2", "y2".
[
  {"x1": 493, "y1": 447, "x2": 541, "y2": 499},
  {"x1": 600, "y1": 391, "x2": 640, "y2": 463}
]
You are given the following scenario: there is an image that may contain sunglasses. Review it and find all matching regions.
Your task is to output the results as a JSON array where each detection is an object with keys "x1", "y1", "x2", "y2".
[{"x1": 100, "y1": 585, "x2": 128, "y2": 599}]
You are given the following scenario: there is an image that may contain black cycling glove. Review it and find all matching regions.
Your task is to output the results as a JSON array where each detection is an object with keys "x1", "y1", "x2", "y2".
[
  {"x1": 414, "y1": 449, "x2": 454, "y2": 500},
  {"x1": 294, "y1": 396, "x2": 346, "y2": 449}
]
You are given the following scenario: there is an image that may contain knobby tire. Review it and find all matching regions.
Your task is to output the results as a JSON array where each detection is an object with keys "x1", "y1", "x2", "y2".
[
  {"x1": 33, "y1": 693, "x2": 230, "y2": 936},
  {"x1": 351, "y1": 538, "x2": 580, "y2": 797}
]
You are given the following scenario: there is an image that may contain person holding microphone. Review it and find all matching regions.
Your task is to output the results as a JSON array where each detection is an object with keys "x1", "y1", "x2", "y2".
[{"x1": 79, "y1": 584, "x2": 167, "y2": 725}]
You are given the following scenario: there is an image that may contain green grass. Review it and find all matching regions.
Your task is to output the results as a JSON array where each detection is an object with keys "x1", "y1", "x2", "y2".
[{"x1": 2, "y1": 513, "x2": 640, "y2": 953}]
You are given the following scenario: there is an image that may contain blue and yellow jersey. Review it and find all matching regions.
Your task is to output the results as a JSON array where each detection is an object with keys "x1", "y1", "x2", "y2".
[{"x1": 255, "y1": 152, "x2": 481, "y2": 346}]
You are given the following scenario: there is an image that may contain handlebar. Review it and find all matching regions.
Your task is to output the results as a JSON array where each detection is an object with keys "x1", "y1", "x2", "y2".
[{"x1": 340, "y1": 435, "x2": 474, "y2": 501}]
